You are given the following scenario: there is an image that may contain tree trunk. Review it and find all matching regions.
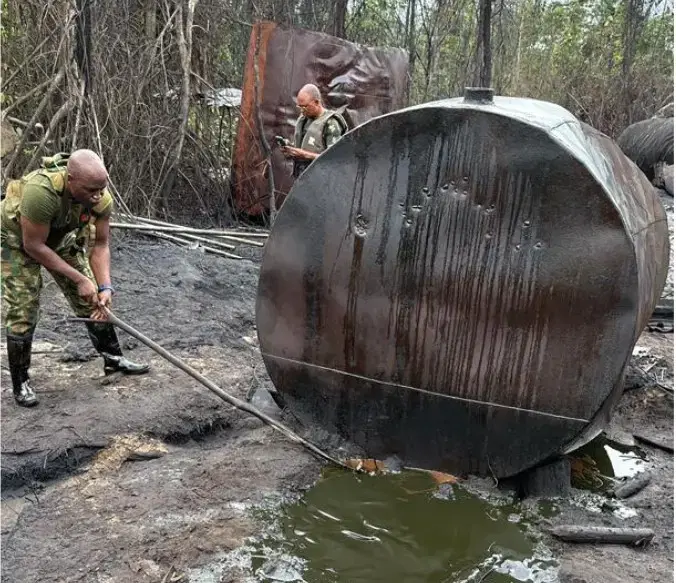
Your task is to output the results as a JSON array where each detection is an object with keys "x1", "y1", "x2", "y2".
[
  {"x1": 475, "y1": 0, "x2": 493, "y2": 87},
  {"x1": 332, "y1": 0, "x2": 348, "y2": 38},
  {"x1": 159, "y1": 0, "x2": 198, "y2": 210},
  {"x1": 513, "y1": 9, "x2": 524, "y2": 91},
  {"x1": 406, "y1": 0, "x2": 417, "y2": 101},
  {"x1": 144, "y1": 0, "x2": 156, "y2": 40},
  {"x1": 75, "y1": 0, "x2": 93, "y2": 95},
  {"x1": 621, "y1": 0, "x2": 645, "y2": 125}
]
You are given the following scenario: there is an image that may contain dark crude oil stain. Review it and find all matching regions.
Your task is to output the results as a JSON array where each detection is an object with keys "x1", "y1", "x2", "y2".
[{"x1": 250, "y1": 469, "x2": 558, "y2": 582}]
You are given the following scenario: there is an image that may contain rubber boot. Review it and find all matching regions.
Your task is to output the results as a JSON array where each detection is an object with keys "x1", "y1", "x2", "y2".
[
  {"x1": 85, "y1": 322, "x2": 150, "y2": 376},
  {"x1": 6, "y1": 333, "x2": 39, "y2": 407}
]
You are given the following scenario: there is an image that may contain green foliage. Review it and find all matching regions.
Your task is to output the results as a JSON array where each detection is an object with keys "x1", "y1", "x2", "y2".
[{"x1": 343, "y1": 0, "x2": 673, "y2": 134}]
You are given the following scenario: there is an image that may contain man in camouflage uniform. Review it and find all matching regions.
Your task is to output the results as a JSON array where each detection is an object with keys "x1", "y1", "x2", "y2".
[
  {"x1": 1, "y1": 149, "x2": 149, "y2": 407},
  {"x1": 282, "y1": 83, "x2": 348, "y2": 177}
]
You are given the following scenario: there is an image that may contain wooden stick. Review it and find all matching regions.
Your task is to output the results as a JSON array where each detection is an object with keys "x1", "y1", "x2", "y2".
[
  {"x1": 142, "y1": 231, "x2": 243, "y2": 260},
  {"x1": 549, "y1": 525, "x2": 654, "y2": 545},
  {"x1": 162, "y1": 232, "x2": 236, "y2": 251},
  {"x1": 24, "y1": 96, "x2": 76, "y2": 171},
  {"x1": 211, "y1": 233, "x2": 266, "y2": 246},
  {"x1": 3, "y1": 66, "x2": 66, "y2": 179},
  {"x1": 118, "y1": 212, "x2": 270, "y2": 237},
  {"x1": 112, "y1": 224, "x2": 236, "y2": 250},
  {"x1": 69, "y1": 311, "x2": 348, "y2": 470},
  {"x1": 633, "y1": 432, "x2": 674, "y2": 453},
  {"x1": 654, "y1": 382, "x2": 674, "y2": 395},
  {"x1": 111, "y1": 221, "x2": 265, "y2": 247},
  {"x1": 139, "y1": 231, "x2": 240, "y2": 258},
  {"x1": 613, "y1": 472, "x2": 652, "y2": 499},
  {"x1": 160, "y1": 566, "x2": 174, "y2": 583}
]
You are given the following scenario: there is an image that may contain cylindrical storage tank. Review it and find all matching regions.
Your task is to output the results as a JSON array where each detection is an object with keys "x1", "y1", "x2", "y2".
[{"x1": 256, "y1": 91, "x2": 670, "y2": 478}]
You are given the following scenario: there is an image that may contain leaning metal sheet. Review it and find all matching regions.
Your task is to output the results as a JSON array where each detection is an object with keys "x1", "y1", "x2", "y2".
[
  {"x1": 256, "y1": 94, "x2": 669, "y2": 478},
  {"x1": 232, "y1": 22, "x2": 408, "y2": 216}
]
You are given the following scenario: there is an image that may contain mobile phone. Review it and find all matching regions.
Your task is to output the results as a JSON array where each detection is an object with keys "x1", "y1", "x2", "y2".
[{"x1": 275, "y1": 135, "x2": 288, "y2": 147}]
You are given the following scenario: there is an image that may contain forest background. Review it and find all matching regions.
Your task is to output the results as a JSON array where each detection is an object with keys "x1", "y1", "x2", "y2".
[{"x1": 1, "y1": 0, "x2": 673, "y2": 223}]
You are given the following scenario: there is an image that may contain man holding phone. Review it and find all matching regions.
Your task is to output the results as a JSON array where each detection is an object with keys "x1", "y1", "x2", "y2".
[{"x1": 280, "y1": 84, "x2": 348, "y2": 178}]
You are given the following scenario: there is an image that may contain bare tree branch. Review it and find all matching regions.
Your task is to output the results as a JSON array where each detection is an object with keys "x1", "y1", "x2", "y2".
[{"x1": 3, "y1": 66, "x2": 67, "y2": 180}]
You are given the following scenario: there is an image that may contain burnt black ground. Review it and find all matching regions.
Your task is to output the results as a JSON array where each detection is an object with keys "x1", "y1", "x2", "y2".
[{"x1": 1, "y1": 237, "x2": 265, "y2": 490}]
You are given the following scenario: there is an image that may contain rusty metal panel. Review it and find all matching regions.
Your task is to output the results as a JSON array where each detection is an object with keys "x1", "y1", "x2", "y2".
[
  {"x1": 232, "y1": 22, "x2": 409, "y2": 216},
  {"x1": 256, "y1": 93, "x2": 669, "y2": 478}
]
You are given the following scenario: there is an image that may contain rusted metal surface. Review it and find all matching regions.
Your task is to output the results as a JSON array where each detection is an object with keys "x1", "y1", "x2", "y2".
[
  {"x1": 256, "y1": 92, "x2": 670, "y2": 478},
  {"x1": 617, "y1": 117, "x2": 674, "y2": 181},
  {"x1": 232, "y1": 22, "x2": 409, "y2": 216}
]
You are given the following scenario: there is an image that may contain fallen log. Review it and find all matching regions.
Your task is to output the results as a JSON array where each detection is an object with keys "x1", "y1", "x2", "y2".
[
  {"x1": 613, "y1": 472, "x2": 652, "y2": 499},
  {"x1": 633, "y1": 432, "x2": 674, "y2": 453},
  {"x1": 549, "y1": 525, "x2": 654, "y2": 545}
]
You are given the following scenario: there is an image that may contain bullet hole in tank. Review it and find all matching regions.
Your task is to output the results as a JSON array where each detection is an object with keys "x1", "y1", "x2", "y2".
[{"x1": 353, "y1": 214, "x2": 370, "y2": 237}]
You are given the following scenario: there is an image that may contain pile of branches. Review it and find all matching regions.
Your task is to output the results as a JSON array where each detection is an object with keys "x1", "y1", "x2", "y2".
[
  {"x1": 112, "y1": 213, "x2": 268, "y2": 260},
  {"x1": 2, "y1": 0, "x2": 249, "y2": 224}
]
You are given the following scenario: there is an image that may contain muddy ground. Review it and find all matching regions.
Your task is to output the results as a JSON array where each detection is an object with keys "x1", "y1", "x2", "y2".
[{"x1": 1, "y1": 220, "x2": 673, "y2": 582}]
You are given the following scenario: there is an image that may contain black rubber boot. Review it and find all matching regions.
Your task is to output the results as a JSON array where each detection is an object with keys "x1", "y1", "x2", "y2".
[
  {"x1": 6, "y1": 333, "x2": 39, "y2": 407},
  {"x1": 85, "y1": 322, "x2": 150, "y2": 376}
]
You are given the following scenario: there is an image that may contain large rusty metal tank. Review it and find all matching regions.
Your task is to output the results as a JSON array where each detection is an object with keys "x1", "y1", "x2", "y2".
[{"x1": 256, "y1": 89, "x2": 670, "y2": 478}]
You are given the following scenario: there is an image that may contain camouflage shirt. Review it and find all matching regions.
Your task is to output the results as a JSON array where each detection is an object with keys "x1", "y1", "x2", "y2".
[{"x1": 1, "y1": 169, "x2": 113, "y2": 249}]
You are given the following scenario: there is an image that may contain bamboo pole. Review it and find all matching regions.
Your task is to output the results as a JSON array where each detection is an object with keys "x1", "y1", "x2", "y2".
[
  {"x1": 69, "y1": 310, "x2": 347, "y2": 470},
  {"x1": 163, "y1": 231, "x2": 236, "y2": 251},
  {"x1": 118, "y1": 212, "x2": 270, "y2": 237},
  {"x1": 113, "y1": 218, "x2": 266, "y2": 247},
  {"x1": 111, "y1": 223, "x2": 237, "y2": 249},
  {"x1": 144, "y1": 231, "x2": 243, "y2": 259}
]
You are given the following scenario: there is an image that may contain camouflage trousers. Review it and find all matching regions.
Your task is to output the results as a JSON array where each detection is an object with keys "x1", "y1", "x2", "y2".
[{"x1": 1, "y1": 229, "x2": 97, "y2": 336}]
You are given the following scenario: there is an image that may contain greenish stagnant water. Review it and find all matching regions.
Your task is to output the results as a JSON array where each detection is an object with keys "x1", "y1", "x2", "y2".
[
  {"x1": 184, "y1": 435, "x2": 647, "y2": 582},
  {"x1": 249, "y1": 468, "x2": 558, "y2": 583}
]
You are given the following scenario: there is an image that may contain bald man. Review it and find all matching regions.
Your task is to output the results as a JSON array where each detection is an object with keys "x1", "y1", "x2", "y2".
[
  {"x1": 1, "y1": 150, "x2": 149, "y2": 407},
  {"x1": 282, "y1": 84, "x2": 348, "y2": 177}
]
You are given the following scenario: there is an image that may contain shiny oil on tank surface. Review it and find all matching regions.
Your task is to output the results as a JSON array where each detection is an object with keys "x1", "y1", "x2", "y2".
[{"x1": 256, "y1": 93, "x2": 669, "y2": 478}]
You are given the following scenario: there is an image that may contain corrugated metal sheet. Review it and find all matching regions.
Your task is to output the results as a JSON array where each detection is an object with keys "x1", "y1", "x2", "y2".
[{"x1": 231, "y1": 22, "x2": 409, "y2": 216}]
